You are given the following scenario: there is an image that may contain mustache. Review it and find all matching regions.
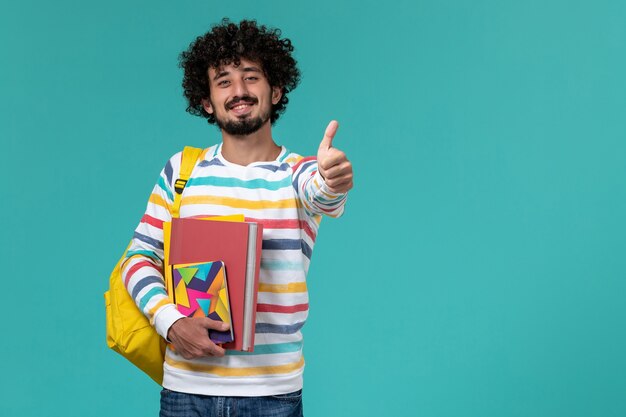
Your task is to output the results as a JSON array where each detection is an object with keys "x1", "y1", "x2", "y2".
[{"x1": 226, "y1": 96, "x2": 258, "y2": 109}]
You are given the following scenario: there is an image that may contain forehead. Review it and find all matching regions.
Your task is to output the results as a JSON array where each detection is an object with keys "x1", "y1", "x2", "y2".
[{"x1": 208, "y1": 58, "x2": 264, "y2": 77}]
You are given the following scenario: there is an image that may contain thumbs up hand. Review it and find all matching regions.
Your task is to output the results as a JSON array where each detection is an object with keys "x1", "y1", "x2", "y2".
[{"x1": 316, "y1": 120, "x2": 353, "y2": 194}]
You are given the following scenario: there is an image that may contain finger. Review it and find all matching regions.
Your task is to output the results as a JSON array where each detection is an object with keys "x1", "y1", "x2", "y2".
[
  {"x1": 325, "y1": 174, "x2": 353, "y2": 191},
  {"x1": 327, "y1": 179, "x2": 353, "y2": 194},
  {"x1": 212, "y1": 345, "x2": 226, "y2": 357},
  {"x1": 321, "y1": 161, "x2": 352, "y2": 180},
  {"x1": 204, "y1": 342, "x2": 226, "y2": 357},
  {"x1": 318, "y1": 120, "x2": 339, "y2": 151},
  {"x1": 202, "y1": 339, "x2": 226, "y2": 356},
  {"x1": 319, "y1": 148, "x2": 347, "y2": 171},
  {"x1": 201, "y1": 317, "x2": 230, "y2": 331}
]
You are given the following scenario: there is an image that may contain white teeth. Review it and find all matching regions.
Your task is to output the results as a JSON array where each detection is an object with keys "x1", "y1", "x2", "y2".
[{"x1": 233, "y1": 104, "x2": 249, "y2": 110}]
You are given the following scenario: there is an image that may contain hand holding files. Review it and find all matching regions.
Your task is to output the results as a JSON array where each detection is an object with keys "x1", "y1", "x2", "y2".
[{"x1": 167, "y1": 317, "x2": 230, "y2": 359}]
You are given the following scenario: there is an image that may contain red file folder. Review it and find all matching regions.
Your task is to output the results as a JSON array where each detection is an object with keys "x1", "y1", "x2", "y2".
[{"x1": 169, "y1": 218, "x2": 263, "y2": 351}]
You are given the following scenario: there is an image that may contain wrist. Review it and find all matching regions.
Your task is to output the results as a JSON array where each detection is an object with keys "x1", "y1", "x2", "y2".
[
  {"x1": 154, "y1": 304, "x2": 186, "y2": 340},
  {"x1": 166, "y1": 317, "x2": 186, "y2": 342}
]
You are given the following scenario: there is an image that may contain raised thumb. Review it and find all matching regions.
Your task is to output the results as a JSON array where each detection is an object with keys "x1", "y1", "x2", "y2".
[{"x1": 318, "y1": 120, "x2": 339, "y2": 152}]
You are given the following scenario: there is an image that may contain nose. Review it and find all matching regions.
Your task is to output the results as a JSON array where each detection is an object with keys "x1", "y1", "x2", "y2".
[{"x1": 232, "y1": 78, "x2": 249, "y2": 97}]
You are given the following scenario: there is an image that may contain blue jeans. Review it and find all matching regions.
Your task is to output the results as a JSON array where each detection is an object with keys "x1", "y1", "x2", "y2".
[{"x1": 159, "y1": 388, "x2": 304, "y2": 417}]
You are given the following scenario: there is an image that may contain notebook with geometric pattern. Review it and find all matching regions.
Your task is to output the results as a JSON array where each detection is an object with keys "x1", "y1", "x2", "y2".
[{"x1": 172, "y1": 260, "x2": 234, "y2": 344}]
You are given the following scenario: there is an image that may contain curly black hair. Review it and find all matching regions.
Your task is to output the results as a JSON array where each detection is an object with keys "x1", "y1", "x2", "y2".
[{"x1": 179, "y1": 18, "x2": 301, "y2": 125}]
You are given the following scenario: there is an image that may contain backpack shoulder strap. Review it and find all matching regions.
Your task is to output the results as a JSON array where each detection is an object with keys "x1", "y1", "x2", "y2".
[{"x1": 171, "y1": 146, "x2": 203, "y2": 218}]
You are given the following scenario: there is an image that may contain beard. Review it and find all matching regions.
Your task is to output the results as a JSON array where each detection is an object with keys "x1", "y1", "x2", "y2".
[
  {"x1": 213, "y1": 96, "x2": 271, "y2": 136},
  {"x1": 216, "y1": 114, "x2": 267, "y2": 136}
]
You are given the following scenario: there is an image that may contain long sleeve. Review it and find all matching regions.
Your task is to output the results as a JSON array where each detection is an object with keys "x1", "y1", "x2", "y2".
[
  {"x1": 120, "y1": 152, "x2": 186, "y2": 339},
  {"x1": 291, "y1": 156, "x2": 348, "y2": 218}
]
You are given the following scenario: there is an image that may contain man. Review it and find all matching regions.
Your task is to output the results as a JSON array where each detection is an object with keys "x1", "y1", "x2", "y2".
[{"x1": 121, "y1": 19, "x2": 353, "y2": 416}]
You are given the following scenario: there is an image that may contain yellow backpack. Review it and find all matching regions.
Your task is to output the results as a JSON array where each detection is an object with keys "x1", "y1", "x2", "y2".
[{"x1": 104, "y1": 146, "x2": 203, "y2": 385}]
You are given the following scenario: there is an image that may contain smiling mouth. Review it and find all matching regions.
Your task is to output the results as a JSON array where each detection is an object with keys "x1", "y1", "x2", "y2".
[
  {"x1": 227, "y1": 101, "x2": 256, "y2": 117},
  {"x1": 227, "y1": 95, "x2": 258, "y2": 110}
]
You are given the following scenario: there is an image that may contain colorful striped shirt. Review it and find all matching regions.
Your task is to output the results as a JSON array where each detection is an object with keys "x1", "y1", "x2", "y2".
[{"x1": 121, "y1": 144, "x2": 347, "y2": 396}]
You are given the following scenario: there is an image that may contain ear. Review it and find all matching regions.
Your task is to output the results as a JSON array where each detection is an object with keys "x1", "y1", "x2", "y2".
[
  {"x1": 271, "y1": 86, "x2": 283, "y2": 105},
  {"x1": 201, "y1": 98, "x2": 214, "y2": 114}
]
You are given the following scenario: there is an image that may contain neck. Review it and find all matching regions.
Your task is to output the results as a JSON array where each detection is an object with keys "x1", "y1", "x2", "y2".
[{"x1": 220, "y1": 121, "x2": 281, "y2": 166}]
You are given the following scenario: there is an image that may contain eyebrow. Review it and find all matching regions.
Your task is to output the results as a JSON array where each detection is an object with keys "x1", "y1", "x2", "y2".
[{"x1": 212, "y1": 66, "x2": 263, "y2": 81}]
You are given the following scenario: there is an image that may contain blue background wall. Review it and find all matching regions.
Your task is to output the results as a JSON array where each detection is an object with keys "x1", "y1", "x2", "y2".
[{"x1": 2, "y1": 1, "x2": 625, "y2": 416}]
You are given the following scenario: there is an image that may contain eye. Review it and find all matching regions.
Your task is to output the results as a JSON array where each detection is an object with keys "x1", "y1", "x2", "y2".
[
  {"x1": 217, "y1": 80, "x2": 230, "y2": 87},
  {"x1": 245, "y1": 76, "x2": 259, "y2": 81}
]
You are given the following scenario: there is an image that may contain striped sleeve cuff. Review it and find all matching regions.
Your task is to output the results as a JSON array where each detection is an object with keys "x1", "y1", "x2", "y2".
[
  {"x1": 153, "y1": 304, "x2": 186, "y2": 340},
  {"x1": 312, "y1": 171, "x2": 348, "y2": 200}
]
